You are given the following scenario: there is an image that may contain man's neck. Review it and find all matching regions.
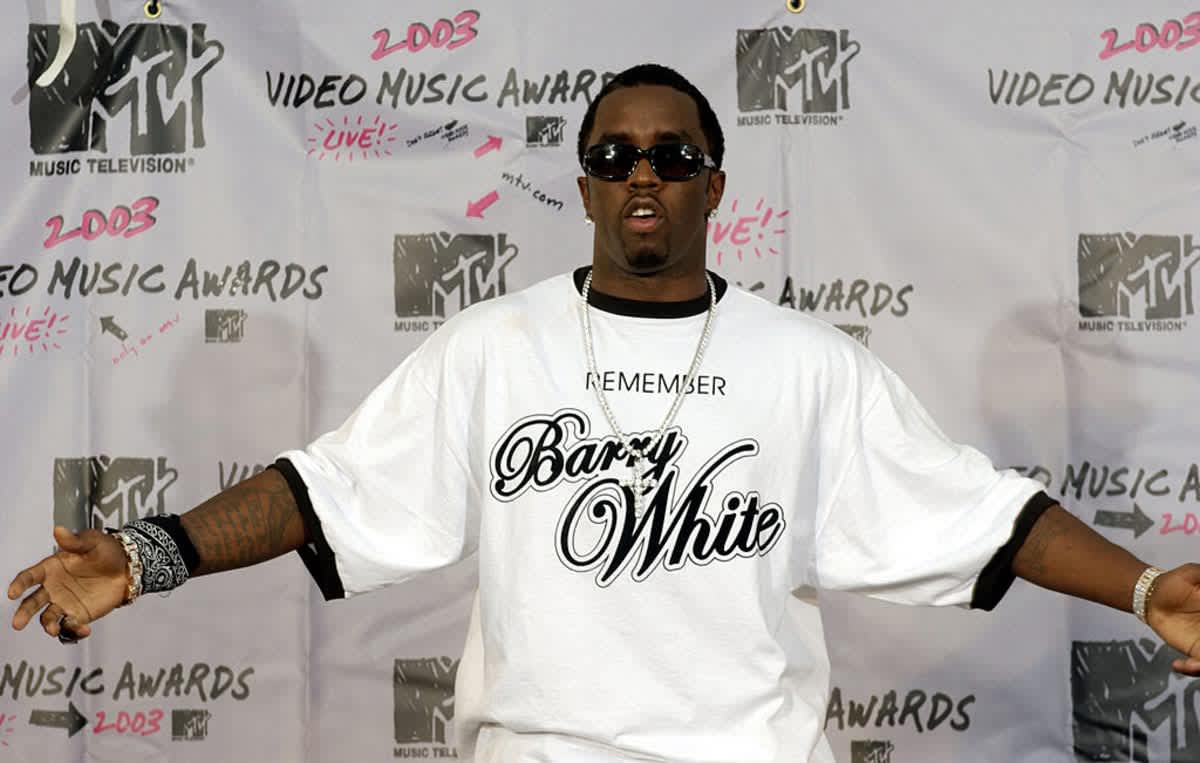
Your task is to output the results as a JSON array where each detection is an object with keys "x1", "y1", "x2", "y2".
[{"x1": 588, "y1": 259, "x2": 708, "y2": 303}]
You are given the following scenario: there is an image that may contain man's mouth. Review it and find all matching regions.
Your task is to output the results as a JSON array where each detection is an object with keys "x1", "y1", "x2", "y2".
[{"x1": 623, "y1": 200, "x2": 664, "y2": 233}]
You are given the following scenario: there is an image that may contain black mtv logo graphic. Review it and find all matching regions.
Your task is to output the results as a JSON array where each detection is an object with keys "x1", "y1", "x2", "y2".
[
  {"x1": 204, "y1": 309, "x2": 246, "y2": 343},
  {"x1": 526, "y1": 116, "x2": 566, "y2": 147},
  {"x1": 1079, "y1": 234, "x2": 1199, "y2": 320},
  {"x1": 1072, "y1": 639, "x2": 1200, "y2": 762},
  {"x1": 851, "y1": 740, "x2": 894, "y2": 763},
  {"x1": 393, "y1": 233, "x2": 518, "y2": 319},
  {"x1": 171, "y1": 709, "x2": 211, "y2": 741},
  {"x1": 27, "y1": 21, "x2": 224, "y2": 155},
  {"x1": 52, "y1": 456, "x2": 178, "y2": 532},
  {"x1": 394, "y1": 657, "x2": 458, "y2": 745},
  {"x1": 736, "y1": 27, "x2": 861, "y2": 113}
]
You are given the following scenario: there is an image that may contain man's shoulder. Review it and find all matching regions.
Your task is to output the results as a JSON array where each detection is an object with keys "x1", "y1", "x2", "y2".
[{"x1": 725, "y1": 285, "x2": 864, "y2": 348}]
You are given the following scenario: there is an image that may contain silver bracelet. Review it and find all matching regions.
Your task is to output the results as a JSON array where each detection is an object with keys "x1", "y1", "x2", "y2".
[
  {"x1": 1133, "y1": 566, "x2": 1165, "y2": 624},
  {"x1": 113, "y1": 531, "x2": 143, "y2": 606}
]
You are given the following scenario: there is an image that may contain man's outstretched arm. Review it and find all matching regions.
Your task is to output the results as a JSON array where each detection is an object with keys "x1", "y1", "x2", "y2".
[
  {"x1": 181, "y1": 467, "x2": 307, "y2": 575},
  {"x1": 8, "y1": 468, "x2": 307, "y2": 640},
  {"x1": 1013, "y1": 503, "x2": 1200, "y2": 674}
]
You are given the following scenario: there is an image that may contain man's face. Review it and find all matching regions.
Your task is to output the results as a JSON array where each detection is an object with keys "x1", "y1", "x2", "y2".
[{"x1": 577, "y1": 85, "x2": 725, "y2": 278}]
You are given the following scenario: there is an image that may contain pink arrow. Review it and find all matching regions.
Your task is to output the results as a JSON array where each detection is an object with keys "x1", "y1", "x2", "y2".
[
  {"x1": 466, "y1": 190, "x2": 499, "y2": 218},
  {"x1": 473, "y1": 135, "x2": 502, "y2": 158}
]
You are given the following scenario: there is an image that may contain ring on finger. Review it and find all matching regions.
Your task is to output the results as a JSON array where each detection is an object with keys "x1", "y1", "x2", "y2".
[{"x1": 56, "y1": 613, "x2": 79, "y2": 645}]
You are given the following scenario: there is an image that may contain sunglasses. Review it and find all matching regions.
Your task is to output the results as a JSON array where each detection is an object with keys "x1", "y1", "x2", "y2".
[{"x1": 582, "y1": 142, "x2": 717, "y2": 181}]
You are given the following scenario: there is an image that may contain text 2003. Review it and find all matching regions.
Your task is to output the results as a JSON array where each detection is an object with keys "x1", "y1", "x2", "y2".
[
  {"x1": 1100, "y1": 14, "x2": 1200, "y2": 59},
  {"x1": 370, "y1": 10, "x2": 480, "y2": 59}
]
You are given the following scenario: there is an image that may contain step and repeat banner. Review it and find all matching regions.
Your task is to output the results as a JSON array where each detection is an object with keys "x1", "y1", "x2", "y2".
[{"x1": 1, "y1": 1, "x2": 1197, "y2": 761}]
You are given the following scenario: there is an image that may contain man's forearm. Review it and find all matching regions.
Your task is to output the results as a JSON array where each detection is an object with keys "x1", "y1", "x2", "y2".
[
  {"x1": 180, "y1": 468, "x2": 309, "y2": 576},
  {"x1": 1012, "y1": 503, "x2": 1149, "y2": 613}
]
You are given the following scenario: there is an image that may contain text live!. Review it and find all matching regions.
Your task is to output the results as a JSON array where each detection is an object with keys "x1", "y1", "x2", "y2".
[{"x1": 1100, "y1": 13, "x2": 1200, "y2": 60}]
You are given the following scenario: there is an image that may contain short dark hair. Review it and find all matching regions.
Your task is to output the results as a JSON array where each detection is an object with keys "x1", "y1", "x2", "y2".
[{"x1": 576, "y1": 63, "x2": 725, "y2": 171}]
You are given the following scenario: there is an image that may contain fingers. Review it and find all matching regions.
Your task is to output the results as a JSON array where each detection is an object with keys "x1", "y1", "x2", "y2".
[
  {"x1": 11, "y1": 586, "x2": 50, "y2": 630},
  {"x1": 7, "y1": 561, "x2": 47, "y2": 601},
  {"x1": 39, "y1": 603, "x2": 66, "y2": 636},
  {"x1": 1173, "y1": 657, "x2": 1200, "y2": 676}
]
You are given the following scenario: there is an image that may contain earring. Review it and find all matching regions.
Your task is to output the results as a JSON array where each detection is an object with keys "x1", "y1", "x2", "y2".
[{"x1": 585, "y1": 215, "x2": 593, "y2": 224}]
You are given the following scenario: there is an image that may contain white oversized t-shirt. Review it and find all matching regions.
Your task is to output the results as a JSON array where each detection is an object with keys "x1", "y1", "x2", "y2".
[{"x1": 278, "y1": 270, "x2": 1045, "y2": 763}]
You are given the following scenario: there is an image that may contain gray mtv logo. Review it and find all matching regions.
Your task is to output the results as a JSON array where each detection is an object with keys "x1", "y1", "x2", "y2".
[
  {"x1": 526, "y1": 116, "x2": 566, "y2": 147},
  {"x1": 1072, "y1": 639, "x2": 1200, "y2": 762},
  {"x1": 53, "y1": 456, "x2": 178, "y2": 532},
  {"x1": 394, "y1": 657, "x2": 458, "y2": 745},
  {"x1": 850, "y1": 740, "x2": 894, "y2": 763},
  {"x1": 27, "y1": 21, "x2": 224, "y2": 155},
  {"x1": 736, "y1": 27, "x2": 861, "y2": 113},
  {"x1": 1078, "y1": 233, "x2": 1199, "y2": 319},
  {"x1": 393, "y1": 233, "x2": 518, "y2": 318}
]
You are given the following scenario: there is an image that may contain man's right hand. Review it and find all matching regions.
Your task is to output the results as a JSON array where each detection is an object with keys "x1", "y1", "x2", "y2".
[{"x1": 7, "y1": 526, "x2": 129, "y2": 641}]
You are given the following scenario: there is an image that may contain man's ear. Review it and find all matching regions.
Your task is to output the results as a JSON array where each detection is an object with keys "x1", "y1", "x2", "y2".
[
  {"x1": 577, "y1": 175, "x2": 592, "y2": 219},
  {"x1": 706, "y1": 170, "x2": 726, "y2": 215}
]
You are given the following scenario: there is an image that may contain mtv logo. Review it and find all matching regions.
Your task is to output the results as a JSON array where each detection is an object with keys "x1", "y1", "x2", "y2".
[
  {"x1": 394, "y1": 657, "x2": 458, "y2": 745},
  {"x1": 526, "y1": 116, "x2": 566, "y2": 147},
  {"x1": 171, "y1": 709, "x2": 211, "y2": 741},
  {"x1": 1071, "y1": 639, "x2": 1200, "y2": 762},
  {"x1": 52, "y1": 456, "x2": 178, "y2": 532},
  {"x1": 27, "y1": 21, "x2": 224, "y2": 155},
  {"x1": 850, "y1": 740, "x2": 894, "y2": 763},
  {"x1": 204, "y1": 309, "x2": 246, "y2": 343},
  {"x1": 835, "y1": 324, "x2": 872, "y2": 347},
  {"x1": 393, "y1": 233, "x2": 518, "y2": 318},
  {"x1": 1078, "y1": 234, "x2": 1199, "y2": 319},
  {"x1": 736, "y1": 27, "x2": 861, "y2": 113}
]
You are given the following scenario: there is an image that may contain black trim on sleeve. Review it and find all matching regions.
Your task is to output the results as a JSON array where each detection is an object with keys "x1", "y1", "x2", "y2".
[
  {"x1": 270, "y1": 458, "x2": 346, "y2": 601},
  {"x1": 969, "y1": 491, "x2": 1057, "y2": 611}
]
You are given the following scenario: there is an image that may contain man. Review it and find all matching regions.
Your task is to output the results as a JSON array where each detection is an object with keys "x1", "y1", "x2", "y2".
[{"x1": 10, "y1": 64, "x2": 1200, "y2": 762}]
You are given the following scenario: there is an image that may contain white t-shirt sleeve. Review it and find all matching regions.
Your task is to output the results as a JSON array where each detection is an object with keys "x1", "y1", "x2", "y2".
[
  {"x1": 810, "y1": 345, "x2": 1043, "y2": 607},
  {"x1": 278, "y1": 330, "x2": 479, "y2": 598}
]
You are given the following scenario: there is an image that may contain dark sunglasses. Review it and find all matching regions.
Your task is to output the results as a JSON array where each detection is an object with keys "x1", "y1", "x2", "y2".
[{"x1": 582, "y1": 142, "x2": 717, "y2": 181}]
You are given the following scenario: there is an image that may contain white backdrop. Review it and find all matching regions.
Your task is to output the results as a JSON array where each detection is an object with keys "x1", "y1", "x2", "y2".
[{"x1": 1, "y1": 1, "x2": 1198, "y2": 761}]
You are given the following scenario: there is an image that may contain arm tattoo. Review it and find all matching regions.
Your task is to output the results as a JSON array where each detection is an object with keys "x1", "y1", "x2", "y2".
[{"x1": 180, "y1": 469, "x2": 308, "y2": 576}]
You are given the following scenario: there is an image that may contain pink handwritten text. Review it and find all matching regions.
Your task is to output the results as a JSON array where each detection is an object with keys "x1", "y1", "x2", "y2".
[
  {"x1": 370, "y1": 10, "x2": 480, "y2": 59},
  {"x1": 93, "y1": 709, "x2": 164, "y2": 737},
  {"x1": 1100, "y1": 14, "x2": 1200, "y2": 60},
  {"x1": 0, "y1": 711, "x2": 14, "y2": 746},
  {"x1": 44, "y1": 197, "x2": 159, "y2": 249},
  {"x1": 707, "y1": 198, "x2": 790, "y2": 265},
  {"x1": 307, "y1": 115, "x2": 398, "y2": 161},
  {"x1": 111, "y1": 313, "x2": 180, "y2": 367},
  {"x1": 0, "y1": 305, "x2": 69, "y2": 357}
]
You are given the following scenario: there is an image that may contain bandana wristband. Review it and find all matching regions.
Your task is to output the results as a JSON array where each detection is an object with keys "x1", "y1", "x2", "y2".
[{"x1": 119, "y1": 515, "x2": 201, "y2": 595}]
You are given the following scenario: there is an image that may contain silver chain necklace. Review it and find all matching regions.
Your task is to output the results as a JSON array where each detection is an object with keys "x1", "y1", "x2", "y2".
[{"x1": 579, "y1": 268, "x2": 718, "y2": 516}]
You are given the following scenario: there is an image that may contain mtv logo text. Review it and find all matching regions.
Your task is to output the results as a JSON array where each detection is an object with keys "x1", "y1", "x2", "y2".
[
  {"x1": 394, "y1": 657, "x2": 458, "y2": 746},
  {"x1": 27, "y1": 20, "x2": 223, "y2": 162},
  {"x1": 525, "y1": 116, "x2": 566, "y2": 147},
  {"x1": 205, "y1": 309, "x2": 246, "y2": 343},
  {"x1": 393, "y1": 233, "x2": 518, "y2": 327},
  {"x1": 850, "y1": 740, "x2": 894, "y2": 763},
  {"x1": 1078, "y1": 233, "x2": 1198, "y2": 331},
  {"x1": 1072, "y1": 639, "x2": 1200, "y2": 763},
  {"x1": 52, "y1": 456, "x2": 178, "y2": 532},
  {"x1": 171, "y1": 710, "x2": 211, "y2": 741},
  {"x1": 735, "y1": 26, "x2": 860, "y2": 122}
]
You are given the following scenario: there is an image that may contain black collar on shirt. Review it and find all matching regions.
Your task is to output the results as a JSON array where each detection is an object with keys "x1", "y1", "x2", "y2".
[{"x1": 572, "y1": 266, "x2": 729, "y2": 319}]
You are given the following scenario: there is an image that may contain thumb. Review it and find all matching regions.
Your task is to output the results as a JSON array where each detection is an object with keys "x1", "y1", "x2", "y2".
[{"x1": 52, "y1": 525, "x2": 92, "y2": 553}]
